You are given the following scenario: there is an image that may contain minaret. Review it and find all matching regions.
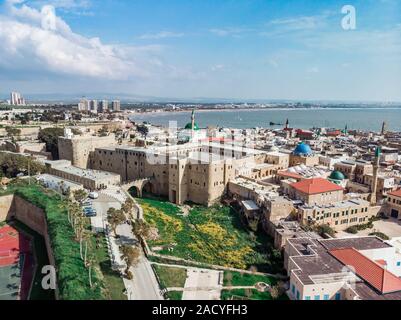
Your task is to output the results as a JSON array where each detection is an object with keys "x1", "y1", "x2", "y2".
[
  {"x1": 381, "y1": 121, "x2": 387, "y2": 136},
  {"x1": 285, "y1": 119, "x2": 289, "y2": 130},
  {"x1": 370, "y1": 146, "x2": 381, "y2": 205},
  {"x1": 191, "y1": 108, "x2": 195, "y2": 141},
  {"x1": 344, "y1": 124, "x2": 348, "y2": 135}
]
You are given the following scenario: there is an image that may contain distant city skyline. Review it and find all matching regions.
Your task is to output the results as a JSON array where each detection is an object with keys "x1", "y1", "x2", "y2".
[{"x1": 0, "y1": 0, "x2": 400, "y2": 102}]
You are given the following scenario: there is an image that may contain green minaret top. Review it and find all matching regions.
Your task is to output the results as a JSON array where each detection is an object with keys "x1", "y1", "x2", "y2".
[{"x1": 375, "y1": 146, "x2": 381, "y2": 158}]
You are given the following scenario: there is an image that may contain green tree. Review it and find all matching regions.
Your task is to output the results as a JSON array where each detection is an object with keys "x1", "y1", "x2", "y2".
[
  {"x1": 73, "y1": 189, "x2": 88, "y2": 203},
  {"x1": 121, "y1": 198, "x2": 134, "y2": 216},
  {"x1": 120, "y1": 245, "x2": 140, "y2": 276},
  {"x1": 132, "y1": 220, "x2": 150, "y2": 239},
  {"x1": 0, "y1": 154, "x2": 45, "y2": 178},
  {"x1": 98, "y1": 125, "x2": 109, "y2": 137},
  {"x1": 38, "y1": 127, "x2": 64, "y2": 159},
  {"x1": 314, "y1": 224, "x2": 336, "y2": 238},
  {"x1": 107, "y1": 208, "x2": 126, "y2": 236}
]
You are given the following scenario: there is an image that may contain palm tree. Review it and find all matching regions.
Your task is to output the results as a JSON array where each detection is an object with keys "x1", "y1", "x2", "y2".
[
  {"x1": 87, "y1": 257, "x2": 94, "y2": 288},
  {"x1": 73, "y1": 189, "x2": 88, "y2": 203},
  {"x1": 82, "y1": 230, "x2": 92, "y2": 265},
  {"x1": 120, "y1": 245, "x2": 140, "y2": 277}
]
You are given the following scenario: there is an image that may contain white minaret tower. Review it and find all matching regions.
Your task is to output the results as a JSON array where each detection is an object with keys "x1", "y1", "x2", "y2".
[
  {"x1": 370, "y1": 146, "x2": 381, "y2": 205},
  {"x1": 191, "y1": 109, "x2": 195, "y2": 141}
]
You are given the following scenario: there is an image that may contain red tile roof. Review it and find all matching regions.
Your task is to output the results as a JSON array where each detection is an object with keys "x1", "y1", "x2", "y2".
[
  {"x1": 376, "y1": 259, "x2": 387, "y2": 266},
  {"x1": 330, "y1": 248, "x2": 401, "y2": 294},
  {"x1": 291, "y1": 178, "x2": 343, "y2": 195},
  {"x1": 388, "y1": 189, "x2": 401, "y2": 198}
]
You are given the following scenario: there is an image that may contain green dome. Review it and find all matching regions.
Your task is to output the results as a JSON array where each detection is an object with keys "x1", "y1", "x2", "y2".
[
  {"x1": 184, "y1": 122, "x2": 200, "y2": 130},
  {"x1": 329, "y1": 170, "x2": 345, "y2": 181}
]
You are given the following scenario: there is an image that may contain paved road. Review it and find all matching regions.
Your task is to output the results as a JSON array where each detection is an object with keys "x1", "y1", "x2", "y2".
[
  {"x1": 91, "y1": 191, "x2": 163, "y2": 300},
  {"x1": 117, "y1": 223, "x2": 163, "y2": 300}
]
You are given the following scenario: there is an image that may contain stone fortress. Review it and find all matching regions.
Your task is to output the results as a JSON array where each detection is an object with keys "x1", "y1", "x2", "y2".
[{"x1": 54, "y1": 111, "x2": 396, "y2": 237}]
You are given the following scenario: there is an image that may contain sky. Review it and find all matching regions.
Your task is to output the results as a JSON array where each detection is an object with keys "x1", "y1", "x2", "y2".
[{"x1": 0, "y1": 0, "x2": 400, "y2": 102}]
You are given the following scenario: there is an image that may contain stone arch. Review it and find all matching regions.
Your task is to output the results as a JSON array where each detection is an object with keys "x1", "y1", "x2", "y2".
[{"x1": 125, "y1": 177, "x2": 155, "y2": 198}]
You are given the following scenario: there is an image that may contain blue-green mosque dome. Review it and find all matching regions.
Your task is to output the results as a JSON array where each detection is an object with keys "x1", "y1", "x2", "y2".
[
  {"x1": 329, "y1": 170, "x2": 345, "y2": 181},
  {"x1": 185, "y1": 123, "x2": 200, "y2": 130},
  {"x1": 293, "y1": 143, "x2": 313, "y2": 156}
]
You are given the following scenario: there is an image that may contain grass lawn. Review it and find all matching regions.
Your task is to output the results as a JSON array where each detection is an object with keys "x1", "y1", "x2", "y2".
[
  {"x1": 137, "y1": 197, "x2": 282, "y2": 272},
  {"x1": 223, "y1": 271, "x2": 278, "y2": 287},
  {"x1": 165, "y1": 290, "x2": 183, "y2": 300},
  {"x1": 92, "y1": 233, "x2": 127, "y2": 300},
  {"x1": 221, "y1": 288, "x2": 273, "y2": 300},
  {"x1": 221, "y1": 289, "x2": 288, "y2": 300},
  {"x1": 153, "y1": 265, "x2": 187, "y2": 288}
]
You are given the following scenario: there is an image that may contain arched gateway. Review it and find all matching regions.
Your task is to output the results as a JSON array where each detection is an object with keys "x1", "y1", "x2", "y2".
[{"x1": 122, "y1": 177, "x2": 155, "y2": 198}]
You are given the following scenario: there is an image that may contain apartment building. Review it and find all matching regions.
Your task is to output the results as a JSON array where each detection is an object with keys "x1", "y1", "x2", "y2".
[
  {"x1": 285, "y1": 237, "x2": 401, "y2": 300},
  {"x1": 384, "y1": 189, "x2": 401, "y2": 218},
  {"x1": 298, "y1": 199, "x2": 376, "y2": 231}
]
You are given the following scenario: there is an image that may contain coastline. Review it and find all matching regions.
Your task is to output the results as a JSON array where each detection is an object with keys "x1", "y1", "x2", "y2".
[{"x1": 127, "y1": 106, "x2": 401, "y2": 117}]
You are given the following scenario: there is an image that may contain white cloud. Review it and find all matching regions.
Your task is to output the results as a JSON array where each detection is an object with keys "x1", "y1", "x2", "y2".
[
  {"x1": 0, "y1": 0, "x2": 164, "y2": 80},
  {"x1": 209, "y1": 27, "x2": 251, "y2": 37},
  {"x1": 211, "y1": 64, "x2": 224, "y2": 72},
  {"x1": 32, "y1": 0, "x2": 91, "y2": 9},
  {"x1": 307, "y1": 66, "x2": 319, "y2": 73},
  {"x1": 138, "y1": 31, "x2": 184, "y2": 40},
  {"x1": 269, "y1": 16, "x2": 323, "y2": 31}
]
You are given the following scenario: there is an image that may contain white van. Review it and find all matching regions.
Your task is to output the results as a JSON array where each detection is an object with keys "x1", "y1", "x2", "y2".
[{"x1": 88, "y1": 192, "x2": 99, "y2": 199}]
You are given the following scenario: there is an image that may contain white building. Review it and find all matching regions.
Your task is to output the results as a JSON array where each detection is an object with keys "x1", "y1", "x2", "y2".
[
  {"x1": 111, "y1": 100, "x2": 121, "y2": 112},
  {"x1": 10, "y1": 92, "x2": 26, "y2": 106}
]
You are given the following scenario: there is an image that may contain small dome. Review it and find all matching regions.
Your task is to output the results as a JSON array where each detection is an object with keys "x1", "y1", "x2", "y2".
[
  {"x1": 293, "y1": 143, "x2": 312, "y2": 156},
  {"x1": 184, "y1": 122, "x2": 200, "y2": 130},
  {"x1": 329, "y1": 170, "x2": 345, "y2": 181}
]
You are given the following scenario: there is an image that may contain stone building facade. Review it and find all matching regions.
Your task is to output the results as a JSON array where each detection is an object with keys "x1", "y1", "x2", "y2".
[
  {"x1": 90, "y1": 142, "x2": 282, "y2": 206},
  {"x1": 58, "y1": 133, "x2": 116, "y2": 169}
]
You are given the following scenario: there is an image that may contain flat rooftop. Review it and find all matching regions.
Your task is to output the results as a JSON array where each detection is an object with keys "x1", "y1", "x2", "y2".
[
  {"x1": 51, "y1": 163, "x2": 120, "y2": 180},
  {"x1": 301, "y1": 198, "x2": 370, "y2": 210},
  {"x1": 37, "y1": 174, "x2": 83, "y2": 188}
]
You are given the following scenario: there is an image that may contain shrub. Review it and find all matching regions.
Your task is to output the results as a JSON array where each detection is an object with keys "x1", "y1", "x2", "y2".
[
  {"x1": 126, "y1": 271, "x2": 133, "y2": 280},
  {"x1": 314, "y1": 224, "x2": 336, "y2": 237},
  {"x1": 345, "y1": 226, "x2": 358, "y2": 234},
  {"x1": 369, "y1": 232, "x2": 390, "y2": 240}
]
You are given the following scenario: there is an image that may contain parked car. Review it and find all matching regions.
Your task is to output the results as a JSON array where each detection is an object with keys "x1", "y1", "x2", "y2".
[
  {"x1": 89, "y1": 192, "x2": 99, "y2": 200},
  {"x1": 85, "y1": 211, "x2": 97, "y2": 217}
]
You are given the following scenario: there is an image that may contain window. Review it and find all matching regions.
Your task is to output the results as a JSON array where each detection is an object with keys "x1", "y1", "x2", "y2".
[
  {"x1": 305, "y1": 296, "x2": 311, "y2": 300},
  {"x1": 324, "y1": 294, "x2": 329, "y2": 300},
  {"x1": 397, "y1": 262, "x2": 401, "y2": 267},
  {"x1": 291, "y1": 284, "x2": 295, "y2": 294},
  {"x1": 314, "y1": 295, "x2": 320, "y2": 300},
  {"x1": 335, "y1": 293, "x2": 341, "y2": 300},
  {"x1": 296, "y1": 290, "x2": 300, "y2": 300}
]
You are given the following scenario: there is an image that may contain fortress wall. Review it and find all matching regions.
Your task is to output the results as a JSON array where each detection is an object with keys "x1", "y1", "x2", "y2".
[{"x1": 0, "y1": 194, "x2": 15, "y2": 222}]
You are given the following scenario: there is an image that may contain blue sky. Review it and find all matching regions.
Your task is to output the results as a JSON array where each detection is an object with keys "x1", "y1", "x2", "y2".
[{"x1": 0, "y1": 0, "x2": 400, "y2": 101}]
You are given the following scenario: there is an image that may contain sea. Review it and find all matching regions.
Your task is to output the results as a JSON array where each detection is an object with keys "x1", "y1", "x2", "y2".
[{"x1": 129, "y1": 108, "x2": 401, "y2": 132}]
